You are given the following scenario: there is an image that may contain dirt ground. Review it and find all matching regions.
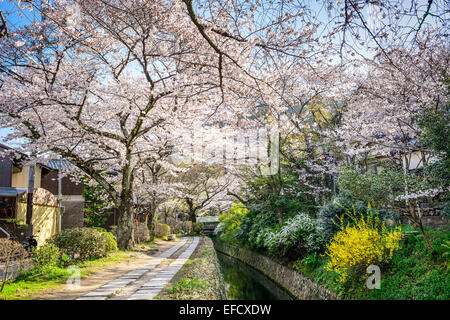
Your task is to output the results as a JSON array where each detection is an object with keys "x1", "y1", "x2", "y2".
[{"x1": 32, "y1": 238, "x2": 183, "y2": 300}]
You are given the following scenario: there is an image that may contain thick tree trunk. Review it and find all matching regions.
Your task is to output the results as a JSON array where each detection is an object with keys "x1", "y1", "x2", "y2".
[
  {"x1": 117, "y1": 195, "x2": 135, "y2": 250},
  {"x1": 190, "y1": 210, "x2": 197, "y2": 223},
  {"x1": 116, "y1": 146, "x2": 137, "y2": 250},
  {"x1": 186, "y1": 198, "x2": 197, "y2": 223},
  {"x1": 146, "y1": 198, "x2": 157, "y2": 237},
  {"x1": 116, "y1": 159, "x2": 135, "y2": 250}
]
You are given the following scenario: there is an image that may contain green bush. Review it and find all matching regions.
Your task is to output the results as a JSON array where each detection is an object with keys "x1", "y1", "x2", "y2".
[
  {"x1": 49, "y1": 227, "x2": 117, "y2": 264},
  {"x1": 191, "y1": 222, "x2": 204, "y2": 235},
  {"x1": 317, "y1": 196, "x2": 401, "y2": 243},
  {"x1": 237, "y1": 209, "x2": 279, "y2": 250},
  {"x1": 32, "y1": 243, "x2": 60, "y2": 272},
  {"x1": 337, "y1": 164, "x2": 433, "y2": 210},
  {"x1": 317, "y1": 197, "x2": 364, "y2": 242},
  {"x1": 96, "y1": 228, "x2": 118, "y2": 252},
  {"x1": 417, "y1": 102, "x2": 450, "y2": 196},
  {"x1": 216, "y1": 203, "x2": 248, "y2": 244},
  {"x1": 155, "y1": 223, "x2": 171, "y2": 238}
]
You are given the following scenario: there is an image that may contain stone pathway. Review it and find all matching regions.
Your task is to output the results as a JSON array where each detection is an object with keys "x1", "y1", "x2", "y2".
[
  {"x1": 127, "y1": 237, "x2": 200, "y2": 300},
  {"x1": 76, "y1": 236, "x2": 200, "y2": 300}
]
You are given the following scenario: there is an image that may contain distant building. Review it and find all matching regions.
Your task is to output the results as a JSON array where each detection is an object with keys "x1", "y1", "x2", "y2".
[{"x1": 197, "y1": 216, "x2": 220, "y2": 235}]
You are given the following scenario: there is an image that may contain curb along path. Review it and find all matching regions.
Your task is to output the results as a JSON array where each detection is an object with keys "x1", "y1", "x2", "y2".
[{"x1": 76, "y1": 237, "x2": 199, "y2": 300}]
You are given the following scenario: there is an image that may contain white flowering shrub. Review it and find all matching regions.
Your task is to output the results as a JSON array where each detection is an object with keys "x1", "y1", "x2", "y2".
[
  {"x1": 255, "y1": 227, "x2": 275, "y2": 248},
  {"x1": 264, "y1": 213, "x2": 324, "y2": 257},
  {"x1": 214, "y1": 222, "x2": 225, "y2": 236}
]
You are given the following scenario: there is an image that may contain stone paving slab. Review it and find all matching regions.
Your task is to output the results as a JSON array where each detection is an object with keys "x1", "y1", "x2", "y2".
[
  {"x1": 76, "y1": 238, "x2": 188, "y2": 300},
  {"x1": 108, "y1": 238, "x2": 195, "y2": 300},
  {"x1": 127, "y1": 237, "x2": 200, "y2": 300}
]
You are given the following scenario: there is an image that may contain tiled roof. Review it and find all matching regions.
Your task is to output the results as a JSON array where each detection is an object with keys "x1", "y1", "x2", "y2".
[
  {"x1": 197, "y1": 216, "x2": 220, "y2": 223},
  {"x1": 45, "y1": 159, "x2": 75, "y2": 170}
]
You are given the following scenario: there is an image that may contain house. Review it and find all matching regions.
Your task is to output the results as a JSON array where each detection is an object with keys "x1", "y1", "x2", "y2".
[
  {"x1": 358, "y1": 135, "x2": 435, "y2": 174},
  {"x1": 368, "y1": 150, "x2": 431, "y2": 174},
  {"x1": 41, "y1": 159, "x2": 121, "y2": 230},
  {"x1": 41, "y1": 159, "x2": 85, "y2": 229},
  {"x1": 0, "y1": 143, "x2": 122, "y2": 243},
  {"x1": 0, "y1": 143, "x2": 60, "y2": 245}
]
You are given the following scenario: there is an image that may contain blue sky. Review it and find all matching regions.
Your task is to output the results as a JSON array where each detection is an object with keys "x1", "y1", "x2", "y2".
[{"x1": 0, "y1": 0, "x2": 40, "y2": 27}]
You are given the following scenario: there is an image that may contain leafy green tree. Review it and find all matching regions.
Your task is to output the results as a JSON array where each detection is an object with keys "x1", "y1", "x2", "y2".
[
  {"x1": 417, "y1": 89, "x2": 450, "y2": 215},
  {"x1": 82, "y1": 177, "x2": 114, "y2": 228},
  {"x1": 337, "y1": 163, "x2": 428, "y2": 208},
  {"x1": 217, "y1": 202, "x2": 248, "y2": 244}
]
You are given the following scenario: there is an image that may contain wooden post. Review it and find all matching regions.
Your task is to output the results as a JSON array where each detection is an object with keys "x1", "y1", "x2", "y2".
[
  {"x1": 25, "y1": 164, "x2": 35, "y2": 237},
  {"x1": 57, "y1": 169, "x2": 62, "y2": 233}
]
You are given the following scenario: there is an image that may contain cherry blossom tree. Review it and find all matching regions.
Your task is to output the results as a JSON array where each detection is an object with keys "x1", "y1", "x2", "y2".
[
  {"x1": 168, "y1": 164, "x2": 233, "y2": 223},
  {"x1": 0, "y1": 0, "x2": 325, "y2": 249},
  {"x1": 134, "y1": 142, "x2": 182, "y2": 232},
  {"x1": 0, "y1": 0, "x2": 447, "y2": 251}
]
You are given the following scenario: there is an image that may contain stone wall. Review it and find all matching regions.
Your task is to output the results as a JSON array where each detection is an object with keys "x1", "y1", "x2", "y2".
[
  {"x1": 402, "y1": 215, "x2": 448, "y2": 226},
  {"x1": 399, "y1": 204, "x2": 448, "y2": 226},
  {"x1": 215, "y1": 241, "x2": 337, "y2": 300},
  {"x1": 61, "y1": 200, "x2": 84, "y2": 229}
]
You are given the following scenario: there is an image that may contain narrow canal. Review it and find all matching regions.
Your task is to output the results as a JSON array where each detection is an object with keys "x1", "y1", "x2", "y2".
[{"x1": 216, "y1": 251, "x2": 295, "y2": 300}]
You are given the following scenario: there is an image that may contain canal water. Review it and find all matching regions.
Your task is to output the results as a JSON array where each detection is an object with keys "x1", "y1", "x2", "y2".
[{"x1": 216, "y1": 251, "x2": 295, "y2": 300}]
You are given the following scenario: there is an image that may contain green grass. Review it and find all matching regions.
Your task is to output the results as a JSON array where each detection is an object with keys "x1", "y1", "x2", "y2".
[
  {"x1": 168, "y1": 278, "x2": 209, "y2": 295},
  {"x1": 165, "y1": 248, "x2": 212, "y2": 296},
  {"x1": 0, "y1": 250, "x2": 131, "y2": 300},
  {"x1": 363, "y1": 225, "x2": 450, "y2": 300},
  {"x1": 0, "y1": 265, "x2": 82, "y2": 300},
  {"x1": 292, "y1": 224, "x2": 450, "y2": 300}
]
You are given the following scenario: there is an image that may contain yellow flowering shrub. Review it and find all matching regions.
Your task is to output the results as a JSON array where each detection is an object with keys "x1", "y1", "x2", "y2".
[{"x1": 325, "y1": 205, "x2": 403, "y2": 282}]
